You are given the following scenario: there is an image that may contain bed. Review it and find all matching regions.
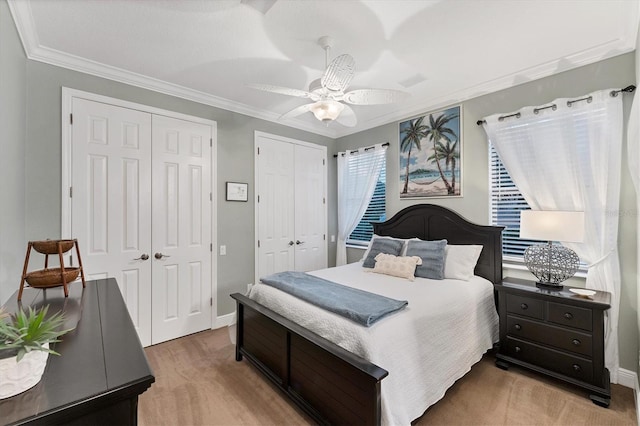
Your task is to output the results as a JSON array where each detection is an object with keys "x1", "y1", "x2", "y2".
[{"x1": 230, "y1": 204, "x2": 504, "y2": 425}]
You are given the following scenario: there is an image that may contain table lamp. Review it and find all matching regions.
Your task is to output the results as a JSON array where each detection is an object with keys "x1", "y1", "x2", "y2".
[{"x1": 520, "y1": 210, "x2": 585, "y2": 288}]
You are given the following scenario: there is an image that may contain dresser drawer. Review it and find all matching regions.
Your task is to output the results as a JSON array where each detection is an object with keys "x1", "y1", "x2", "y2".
[
  {"x1": 506, "y1": 294, "x2": 544, "y2": 320},
  {"x1": 548, "y1": 302, "x2": 592, "y2": 331},
  {"x1": 506, "y1": 316, "x2": 593, "y2": 357},
  {"x1": 504, "y1": 337, "x2": 593, "y2": 383}
]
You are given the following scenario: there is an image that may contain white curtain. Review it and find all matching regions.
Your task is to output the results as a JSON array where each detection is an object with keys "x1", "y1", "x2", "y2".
[
  {"x1": 627, "y1": 34, "x2": 640, "y2": 378},
  {"x1": 483, "y1": 89, "x2": 624, "y2": 382},
  {"x1": 336, "y1": 144, "x2": 387, "y2": 266}
]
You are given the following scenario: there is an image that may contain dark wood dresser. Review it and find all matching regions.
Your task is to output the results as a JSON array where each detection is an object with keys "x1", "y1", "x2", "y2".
[
  {"x1": 494, "y1": 278, "x2": 611, "y2": 407},
  {"x1": 0, "y1": 278, "x2": 154, "y2": 425}
]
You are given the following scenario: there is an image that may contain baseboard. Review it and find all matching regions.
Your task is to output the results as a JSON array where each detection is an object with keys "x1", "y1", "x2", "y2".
[
  {"x1": 616, "y1": 368, "x2": 640, "y2": 425},
  {"x1": 618, "y1": 368, "x2": 638, "y2": 389},
  {"x1": 214, "y1": 311, "x2": 236, "y2": 329},
  {"x1": 637, "y1": 378, "x2": 640, "y2": 426}
]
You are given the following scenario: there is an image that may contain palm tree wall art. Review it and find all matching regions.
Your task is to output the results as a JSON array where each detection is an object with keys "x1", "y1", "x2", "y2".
[{"x1": 399, "y1": 106, "x2": 461, "y2": 198}]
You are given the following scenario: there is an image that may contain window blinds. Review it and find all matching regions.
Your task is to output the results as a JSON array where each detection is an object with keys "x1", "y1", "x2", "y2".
[
  {"x1": 348, "y1": 162, "x2": 386, "y2": 243},
  {"x1": 489, "y1": 144, "x2": 533, "y2": 258}
]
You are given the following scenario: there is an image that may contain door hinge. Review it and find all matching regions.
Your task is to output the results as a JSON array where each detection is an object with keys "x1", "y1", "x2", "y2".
[
  {"x1": 258, "y1": 240, "x2": 260, "y2": 248},
  {"x1": 69, "y1": 187, "x2": 73, "y2": 198},
  {"x1": 210, "y1": 192, "x2": 212, "y2": 201},
  {"x1": 69, "y1": 254, "x2": 73, "y2": 265},
  {"x1": 210, "y1": 297, "x2": 213, "y2": 306},
  {"x1": 323, "y1": 159, "x2": 325, "y2": 165},
  {"x1": 257, "y1": 195, "x2": 260, "y2": 203},
  {"x1": 70, "y1": 113, "x2": 73, "y2": 125},
  {"x1": 323, "y1": 234, "x2": 326, "y2": 241},
  {"x1": 257, "y1": 147, "x2": 260, "y2": 155},
  {"x1": 323, "y1": 197, "x2": 325, "y2": 204},
  {"x1": 210, "y1": 243, "x2": 213, "y2": 252},
  {"x1": 210, "y1": 138, "x2": 212, "y2": 147}
]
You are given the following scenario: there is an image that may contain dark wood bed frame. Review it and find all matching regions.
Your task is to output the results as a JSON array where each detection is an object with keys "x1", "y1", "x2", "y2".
[{"x1": 231, "y1": 204, "x2": 503, "y2": 425}]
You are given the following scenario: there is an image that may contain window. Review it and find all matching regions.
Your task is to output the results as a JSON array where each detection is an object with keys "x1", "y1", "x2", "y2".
[
  {"x1": 489, "y1": 144, "x2": 536, "y2": 259},
  {"x1": 348, "y1": 163, "x2": 386, "y2": 244}
]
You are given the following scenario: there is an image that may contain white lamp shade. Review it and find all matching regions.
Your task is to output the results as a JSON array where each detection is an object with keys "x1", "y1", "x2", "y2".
[
  {"x1": 310, "y1": 100, "x2": 344, "y2": 122},
  {"x1": 520, "y1": 210, "x2": 585, "y2": 243}
]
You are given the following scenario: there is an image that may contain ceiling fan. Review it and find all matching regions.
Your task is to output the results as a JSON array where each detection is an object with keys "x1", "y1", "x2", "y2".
[{"x1": 248, "y1": 36, "x2": 409, "y2": 127}]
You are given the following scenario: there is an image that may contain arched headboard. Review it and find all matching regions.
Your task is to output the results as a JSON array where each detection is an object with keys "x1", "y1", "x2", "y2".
[{"x1": 372, "y1": 204, "x2": 504, "y2": 283}]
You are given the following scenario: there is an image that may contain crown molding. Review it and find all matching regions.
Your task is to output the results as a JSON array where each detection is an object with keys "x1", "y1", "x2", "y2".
[{"x1": 8, "y1": 0, "x2": 637, "y2": 140}]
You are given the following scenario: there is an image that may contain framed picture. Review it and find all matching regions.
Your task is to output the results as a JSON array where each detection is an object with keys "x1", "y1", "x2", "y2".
[
  {"x1": 398, "y1": 105, "x2": 462, "y2": 198},
  {"x1": 226, "y1": 182, "x2": 248, "y2": 202}
]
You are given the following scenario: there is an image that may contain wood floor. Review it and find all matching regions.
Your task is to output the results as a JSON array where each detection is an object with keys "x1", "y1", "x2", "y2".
[{"x1": 139, "y1": 328, "x2": 637, "y2": 425}]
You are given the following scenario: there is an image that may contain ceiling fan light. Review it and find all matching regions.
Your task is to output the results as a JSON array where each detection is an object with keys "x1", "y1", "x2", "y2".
[{"x1": 310, "y1": 100, "x2": 344, "y2": 122}]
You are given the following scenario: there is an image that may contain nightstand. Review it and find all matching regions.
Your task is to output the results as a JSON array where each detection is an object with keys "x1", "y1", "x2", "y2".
[{"x1": 494, "y1": 278, "x2": 611, "y2": 407}]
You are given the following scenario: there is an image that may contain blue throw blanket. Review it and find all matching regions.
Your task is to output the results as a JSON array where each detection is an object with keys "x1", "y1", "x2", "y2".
[{"x1": 260, "y1": 271, "x2": 408, "y2": 327}]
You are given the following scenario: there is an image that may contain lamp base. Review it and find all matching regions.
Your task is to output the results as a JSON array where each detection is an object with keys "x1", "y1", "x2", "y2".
[
  {"x1": 524, "y1": 242, "x2": 579, "y2": 286},
  {"x1": 535, "y1": 281, "x2": 564, "y2": 291}
]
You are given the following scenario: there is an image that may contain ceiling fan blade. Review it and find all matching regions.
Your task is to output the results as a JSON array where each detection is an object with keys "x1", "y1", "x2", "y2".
[
  {"x1": 342, "y1": 89, "x2": 409, "y2": 105},
  {"x1": 247, "y1": 83, "x2": 314, "y2": 99},
  {"x1": 321, "y1": 54, "x2": 355, "y2": 92},
  {"x1": 280, "y1": 103, "x2": 314, "y2": 120},
  {"x1": 336, "y1": 103, "x2": 357, "y2": 127}
]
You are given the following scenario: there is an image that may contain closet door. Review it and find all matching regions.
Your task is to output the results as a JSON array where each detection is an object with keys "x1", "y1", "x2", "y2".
[
  {"x1": 255, "y1": 132, "x2": 327, "y2": 283},
  {"x1": 151, "y1": 115, "x2": 212, "y2": 345},
  {"x1": 256, "y1": 135, "x2": 296, "y2": 279},
  {"x1": 294, "y1": 145, "x2": 327, "y2": 271},
  {"x1": 71, "y1": 98, "x2": 153, "y2": 346}
]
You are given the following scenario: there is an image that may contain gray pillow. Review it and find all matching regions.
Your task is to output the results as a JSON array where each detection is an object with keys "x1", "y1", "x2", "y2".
[
  {"x1": 405, "y1": 239, "x2": 448, "y2": 279},
  {"x1": 362, "y1": 238, "x2": 404, "y2": 268}
]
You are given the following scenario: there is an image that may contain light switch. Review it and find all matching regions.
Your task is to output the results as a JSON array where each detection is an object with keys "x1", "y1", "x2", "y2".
[
  {"x1": 220, "y1": 245, "x2": 227, "y2": 256},
  {"x1": 330, "y1": 235, "x2": 336, "y2": 243}
]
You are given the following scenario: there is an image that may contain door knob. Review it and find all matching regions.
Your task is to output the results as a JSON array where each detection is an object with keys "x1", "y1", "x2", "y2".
[
  {"x1": 296, "y1": 240, "x2": 304, "y2": 245},
  {"x1": 154, "y1": 252, "x2": 170, "y2": 260},
  {"x1": 133, "y1": 254, "x2": 149, "y2": 261},
  {"x1": 288, "y1": 241, "x2": 294, "y2": 246}
]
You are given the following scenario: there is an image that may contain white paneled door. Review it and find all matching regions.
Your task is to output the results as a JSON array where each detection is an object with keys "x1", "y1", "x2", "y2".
[
  {"x1": 255, "y1": 132, "x2": 327, "y2": 283},
  {"x1": 151, "y1": 115, "x2": 212, "y2": 345},
  {"x1": 256, "y1": 135, "x2": 296, "y2": 277},
  {"x1": 71, "y1": 98, "x2": 213, "y2": 346},
  {"x1": 72, "y1": 98, "x2": 153, "y2": 345},
  {"x1": 294, "y1": 144, "x2": 327, "y2": 272}
]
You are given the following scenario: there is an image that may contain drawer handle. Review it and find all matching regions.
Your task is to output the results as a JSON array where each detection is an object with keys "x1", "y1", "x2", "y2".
[
  {"x1": 572, "y1": 364, "x2": 582, "y2": 372},
  {"x1": 564, "y1": 312, "x2": 573, "y2": 320},
  {"x1": 520, "y1": 303, "x2": 528, "y2": 310},
  {"x1": 515, "y1": 346, "x2": 522, "y2": 353},
  {"x1": 514, "y1": 324, "x2": 522, "y2": 331},
  {"x1": 572, "y1": 339, "x2": 581, "y2": 346}
]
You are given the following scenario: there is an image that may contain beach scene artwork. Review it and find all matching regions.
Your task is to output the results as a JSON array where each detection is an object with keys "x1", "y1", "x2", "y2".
[{"x1": 399, "y1": 106, "x2": 461, "y2": 198}]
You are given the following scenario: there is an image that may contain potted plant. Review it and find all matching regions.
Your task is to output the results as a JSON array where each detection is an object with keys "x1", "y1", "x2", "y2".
[{"x1": 0, "y1": 306, "x2": 73, "y2": 399}]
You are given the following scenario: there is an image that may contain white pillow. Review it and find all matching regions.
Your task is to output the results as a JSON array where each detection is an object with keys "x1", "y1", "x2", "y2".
[
  {"x1": 370, "y1": 253, "x2": 423, "y2": 281},
  {"x1": 444, "y1": 245, "x2": 483, "y2": 281}
]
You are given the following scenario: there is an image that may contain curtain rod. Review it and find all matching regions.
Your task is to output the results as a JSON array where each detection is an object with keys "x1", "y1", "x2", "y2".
[
  {"x1": 476, "y1": 85, "x2": 636, "y2": 126},
  {"x1": 333, "y1": 142, "x2": 390, "y2": 158}
]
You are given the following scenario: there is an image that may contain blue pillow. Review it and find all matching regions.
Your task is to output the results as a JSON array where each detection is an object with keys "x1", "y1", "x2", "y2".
[
  {"x1": 405, "y1": 239, "x2": 448, "y2": 279},
  {"x1": 362, "y1": 238, "x2": 404, "y2": 268}
]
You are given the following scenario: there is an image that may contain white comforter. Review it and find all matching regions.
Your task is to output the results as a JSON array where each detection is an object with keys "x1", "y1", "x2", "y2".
[{"x1": 249, "y1": 262, "x2": 499, "y2": 426}]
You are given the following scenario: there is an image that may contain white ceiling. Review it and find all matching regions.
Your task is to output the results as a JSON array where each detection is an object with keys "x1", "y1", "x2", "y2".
[{"x1": 8, "y1": 0, "x2": 639, "y2": 138}]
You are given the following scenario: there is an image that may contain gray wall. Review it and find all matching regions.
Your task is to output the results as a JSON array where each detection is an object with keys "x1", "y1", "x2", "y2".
[
  {"x1": 0, "y1": 1, "x2": 26, "y2": 305},
  {"x1": 21, "y1": 62, "x2": 335, "y2": 317},
  {"x1": 337, "y1": 53, "x2": 639, "y2": 373}
]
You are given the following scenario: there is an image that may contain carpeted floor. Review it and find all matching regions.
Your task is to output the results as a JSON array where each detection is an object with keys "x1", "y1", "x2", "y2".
[{"x1": 139, "y1": 328, "x2": 636, "y2": 425}]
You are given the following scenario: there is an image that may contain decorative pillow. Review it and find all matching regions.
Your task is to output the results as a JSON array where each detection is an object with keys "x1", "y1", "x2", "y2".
[
  {"x1": 361, "y1": 235, "x2": 410, "y2": 262},
  {"x1": 405, "y1": 239, "x2": 448, "y2": 279},
  {"x1": 362, "y1": 237, "x2": 405, "y2": 268},
  {"x1": 444, "y1": 245, "x2": 483, "y2": 281},
  {"x1": 371, "y1": 253, "x2": 422, "y2": 281}
]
